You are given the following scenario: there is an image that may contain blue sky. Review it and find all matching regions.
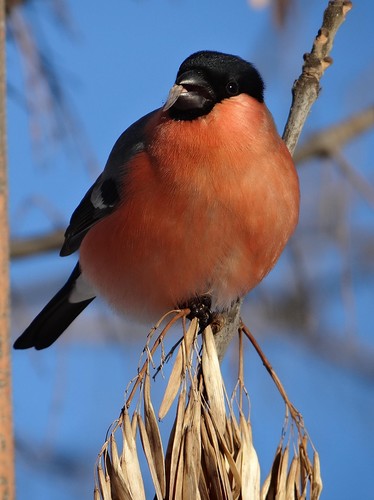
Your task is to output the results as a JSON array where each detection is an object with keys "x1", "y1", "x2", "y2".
[{"x1": 8, "y1": 1, "x2": 374, "y2": 499}]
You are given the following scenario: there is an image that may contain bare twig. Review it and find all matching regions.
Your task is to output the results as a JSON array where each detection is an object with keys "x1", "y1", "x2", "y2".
[
  {"x1": 240, "y1": 322, "x2": 304, "y2": 432},
  {"x1": 124, "y1": 310, "x2": 189, "y2": 411},
  {"x1": 8, "y1": 4, "x2": 99, "y2": 176},
  {"x1": 5, "y1": 0, "x2": 24, "y2": 15},
  {"x1": 283, "y1": 0, "x2": 353, "y2": 154},
  {"x1": 10, "y1": 229, "x2": 64, "y2": 259},
  {"x1": 294, "y1": 106, "x2": 374, "y2": 164},
  {"x1": 332, "y1": 150, "x2": 374, "y2": 208}
]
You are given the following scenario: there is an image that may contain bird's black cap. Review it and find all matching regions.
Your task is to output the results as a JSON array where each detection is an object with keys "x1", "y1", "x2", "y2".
[{"x1": 167, "y1": 50, "x2": 264, "y2": 121}]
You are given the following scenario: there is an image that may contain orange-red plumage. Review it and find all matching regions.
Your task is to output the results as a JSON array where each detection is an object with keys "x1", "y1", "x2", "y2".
[
  {"x1": 80, "y1": 94, "x2": 299, "y2": 319},
  {"x1": 14, "y1": 50, "x2": 299, "y2": 350}
]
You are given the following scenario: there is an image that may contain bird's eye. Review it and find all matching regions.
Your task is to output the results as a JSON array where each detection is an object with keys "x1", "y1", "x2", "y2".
[{"x1": 226, "y1": 80, "x2": 239, "y2": 96}]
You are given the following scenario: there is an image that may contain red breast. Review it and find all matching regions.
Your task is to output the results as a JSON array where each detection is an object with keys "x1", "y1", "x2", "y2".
[{"x1": 79, "y1": 94, "x2": 299, "y2": 320}]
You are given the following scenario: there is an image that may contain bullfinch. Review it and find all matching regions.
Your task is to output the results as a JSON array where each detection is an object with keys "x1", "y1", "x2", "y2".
[{"x1": 14, "y1": 50, "x2": 300, "y2": 350}]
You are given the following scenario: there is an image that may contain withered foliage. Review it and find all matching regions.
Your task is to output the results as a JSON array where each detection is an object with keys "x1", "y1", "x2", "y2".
[{"x1": 95, "y1": 314, "x2": 322, "y2": 500}]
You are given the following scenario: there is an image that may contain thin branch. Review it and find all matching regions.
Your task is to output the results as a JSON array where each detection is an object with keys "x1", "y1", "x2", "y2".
[
  {"x1": 294, "y1": 106, "x2": 374, "y2": 164},
  {"x1": 240, "y1": 322, "x2": 304, "y2": 431},
  {"x1": 332, "y1": 150, "x2": 374, "y2": 208},
  {"x1": 5, "y1": 0, "x2": 24, "y2": 15},
  {"x1": 283, "y1": 0, "x2": 353, "y2": 154},
  {"x1": 123, "y1": 310, "x2": 189, "y2": 411},
  {"x1": 10, "y1": 229, "x2": 64, "y2": 259},
  {"x1": 8, "y1": 4, "x2": 99, "y2": 176}
]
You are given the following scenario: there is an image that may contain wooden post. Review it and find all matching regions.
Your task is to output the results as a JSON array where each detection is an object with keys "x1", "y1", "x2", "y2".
[{"x1": 0, "y1": 0, "x2": 15, "y2": 497}]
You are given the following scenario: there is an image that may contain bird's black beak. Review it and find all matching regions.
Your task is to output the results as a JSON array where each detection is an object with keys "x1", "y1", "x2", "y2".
[{"x1": 163, "y1": 71, "x2": 215, "y2": 118}]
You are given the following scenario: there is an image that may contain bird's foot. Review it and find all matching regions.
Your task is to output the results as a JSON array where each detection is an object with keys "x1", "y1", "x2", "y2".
[{"x1": 182, "y1": 295, "x2": 213, "y2": 332}]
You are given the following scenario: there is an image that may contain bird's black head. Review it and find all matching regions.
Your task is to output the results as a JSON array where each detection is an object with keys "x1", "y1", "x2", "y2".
[{"x1": 164, "y1": 50, "x2": 264, "y2": 121}]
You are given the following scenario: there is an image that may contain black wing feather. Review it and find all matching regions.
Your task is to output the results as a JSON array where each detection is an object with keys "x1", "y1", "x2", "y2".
[
  {"x1": 60, "y1": 177, "x2": 115, "y2": 256},
  {"x1": 13, "y1": 263, "x2": 95, "y2": 350},
  {"x1": 60, "y1": 110, "x2": 158, "y2": 256},
  {"x1": 15, "y1": 111, "x2": 160, "y2": 349}
]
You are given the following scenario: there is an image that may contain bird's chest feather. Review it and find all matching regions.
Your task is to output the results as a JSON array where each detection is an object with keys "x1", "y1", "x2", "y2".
[
  {"x1": 79, "y1": 97, "x2": 299, "y2": 315},
  {"x1": 143, "y1": 98, "x2": 299, "y2": 264}
]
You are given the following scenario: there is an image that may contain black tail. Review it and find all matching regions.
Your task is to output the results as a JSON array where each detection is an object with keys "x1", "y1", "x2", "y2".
[{"x1": 14, "y1": 263, "x2": 95, "y2": 350}]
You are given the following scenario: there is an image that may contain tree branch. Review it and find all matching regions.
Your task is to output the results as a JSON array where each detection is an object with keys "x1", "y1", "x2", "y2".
[
  {"x1": 294, "y1": 106, "x2": 374, "y2": 164},
  {"x1": 332, "y1": 150, "x2": 374, "y2": 208},
  {"x1": 10, "y1": 229, "x2": 64, "y2": 259},
  {"x1": 283, "y1": 0, "x2": 353, "y2": 154}
]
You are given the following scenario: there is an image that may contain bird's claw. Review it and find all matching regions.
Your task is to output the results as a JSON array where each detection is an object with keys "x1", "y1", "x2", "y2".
[{"x1": 184, "y1": 295, "x2": 213, "y2": 333}]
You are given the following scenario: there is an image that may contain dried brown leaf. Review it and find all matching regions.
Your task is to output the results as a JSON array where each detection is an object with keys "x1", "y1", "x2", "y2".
[
  {"x1": 97, "y1": 462, "x2": 112, "y2": 500},
  {"x1": 164, "y1": 420, "x2": 176, "y2": 495},
  {"x1": 159, "y1": 319, "x2": 199, "y2": 421},
  {"x1": 173, "y1": 388, "x2": 192, "y2": 500},
  {"x1": 173, "y1": 431, "x2": 185, "y2": 500},
  {"x1": 203, "y1": 409, "x2": 233, "y2": 499},
  {"x1": 167, "y1": 386, "x2": 187, "y2": 499},
  {"x1": 224, "y1": 417, "x2": 234, "y2": 454},
  {"x1": 260, "y1": 470, "x2": 271, "y2": 500},
  {"x1": 183, "y1": 396, "x2": 202, "y2": 499},
  {"x1": 264, "y1": 444, "x2": 282, "y2": 499},
  {"x1": 199, "y1": 471, "x2": 211, "y2": 500},
  {"x1": 183, "y1": 441, "x2": 200, "y2": 499},
  {"x1": 299, "y1": 438, "x2": 310, "y2": 499},
  {"x1": 143, "y1": 370, "x2": 166, "y2": 496},
  {"x1": 311, "y1": 452, "x2": 323, "y2": 500},
  {"x1": 229, "y1": 412, "x2": 242, "y2": 452},
  {"x1": 221, "y1": 446, "x2": 241, "y2": 500},
  {"x1": 240, "y1": 415, "x2": 260, "y2": 499},
  {"x1": 106, "y1": 443, "x2": 133, "y2": 500},
  {"x1": 299, "y1": 486, "x2": 307, "y2": 500},
  {"x1": 298, "y1": 468, "x2": 308, "y2": 500},
  {"x1": 131, "y1": 411, "x2": 138, "y2": 439},
  {"x1": 218, "y1": 452, "x2": 235, "y2": 500},
  {"x1": 121, "y1": 410, "x2": 146, "y2": 500},
  {"x1": 183, "y1": 316, "x2": 199, "y2": 357},
  {"x1": 138, "y1": 414, "x2": 164, "y2": 500},
  {"x1": 286, "y1": 456, "x2": 299, "y2": 500},
  {"x1": 202, "y1": 326, "x2": 226, "y2": 435},
  {"x1": 210, "y1": 414, "x2": 241, "y2": 499},
  {"x1": 295, "y1": 457, "x2": 301, "y2": 499},
  {"x1": 200, "y1": 415, "x2": 223, "y2": 499},
  {"x1": 159, "y1": 344, "x2": 184, "y2": 420},
  {"x1": 276, "y1": 444, "x2": 289, "y2": 499}
]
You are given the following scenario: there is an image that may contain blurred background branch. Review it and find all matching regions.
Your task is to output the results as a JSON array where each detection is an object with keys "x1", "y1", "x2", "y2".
[
  {"x1": 294, "y1": 105, "x2": 374, "y2": 163},
  {"x1": 7, "y1": 0, "x2": 99, "y2": 175}
]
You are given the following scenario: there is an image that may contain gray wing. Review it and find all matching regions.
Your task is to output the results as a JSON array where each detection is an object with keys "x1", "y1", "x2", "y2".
[{"x1": 60, "y1": 109, "x2": 159, "y2": 256}]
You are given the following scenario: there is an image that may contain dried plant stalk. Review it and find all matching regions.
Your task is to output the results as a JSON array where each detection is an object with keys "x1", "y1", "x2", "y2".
[
  {"x1": 143, "y1": 369, "x2": 166, "y2": 497},
  {"x1": 120, "y1": 411, "x2": 145, "y2": 499},
  {"x1": 95, "y1": 314, "x2": 322, "y2": 499}
]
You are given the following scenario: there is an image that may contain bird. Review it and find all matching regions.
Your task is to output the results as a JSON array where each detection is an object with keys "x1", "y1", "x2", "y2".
[{"x1": 14, "y1": 50, "x2": 300, "y2": 350}]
